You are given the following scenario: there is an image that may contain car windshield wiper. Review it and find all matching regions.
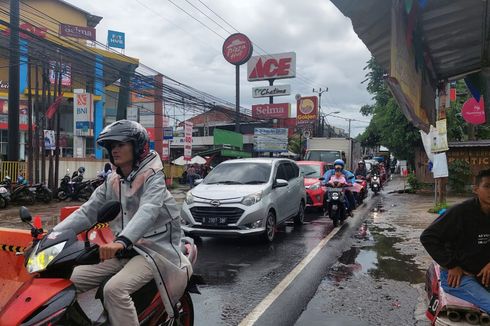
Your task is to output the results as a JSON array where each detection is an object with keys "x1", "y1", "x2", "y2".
[
  {"x1": 244, "y1": 180, "x2": 266, "y2": 184},
  {"x1": 206, "y1": 180, "x2": 243, "y2": 185}
]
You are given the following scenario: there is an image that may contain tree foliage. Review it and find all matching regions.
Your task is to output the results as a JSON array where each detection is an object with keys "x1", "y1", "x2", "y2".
[{"x1": 357, "y1": 57, "x2": 421, "y2": 163}]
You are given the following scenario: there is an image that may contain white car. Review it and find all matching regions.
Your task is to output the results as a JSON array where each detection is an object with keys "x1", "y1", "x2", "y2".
[{"x1": 181, "y1": 158, "x2": 306, "y2": 242}]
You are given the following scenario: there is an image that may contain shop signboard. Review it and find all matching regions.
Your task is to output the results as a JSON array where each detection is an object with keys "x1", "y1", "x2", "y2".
[
  {"x1": 184, "y1": 121, "x2": 193, "y2": 161},
  {"x1": 252, "y1": 103, "x2": 290, "y2": 119},
  {"x1": 252, "y1": 85, "x2": 291, "y2": 98},
  {"x1": 248, "y1": 52, "x2": 296, "y2": 81},
  {"x1": 60, "y1": 23, "x2": 96, "y2": 41},
  {"x1": 108, "y1": 30, "x2": 125, "y2": 49},
  {"x1": 162, "y1": 140, "x2": 170, "y2": 161},
  {"x1": 73, "y1": 92, "x2": 94, "y2": 136},
  {"x1": 296, "y1": 96, "x2": 318, "y2": 125},
  {"x1": 254, "y1": 128, "x2": 288, "y2": 152},
  {"x1": 163, "y1": 127, "x2": 174, "y2": 140},
  {"x1": 462, "y1": 97, "x2": 486, "y2": 125},
  {"x1": 222, "y1": 33, "x2": 253, "y2": 65}
]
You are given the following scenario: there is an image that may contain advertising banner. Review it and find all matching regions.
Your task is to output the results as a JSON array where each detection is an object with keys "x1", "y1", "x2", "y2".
[
  {"x1": 252, "y1": 85, "x2": 291, "y2": 98},
  {"x1": 49, "y1": 62, "x2": 71, "y2": 87},
  {"x1": 108, "y1": 30, "x2": 125, "y2": 49},
  {"x1": 252, "y1": 103, "x2": 290, "y2": 119},
  {"x1": 184, "y1": 121, "x2": 193, "y2": 161},
  {"x1": 60, "y1": 23, "x2": 96, "y2": 41},
  {"x1": 430, "y1": 120, "x2": 449, "y2": 153},
  {"x1": 254, "y1": 128, "x2": 288, "y2": 152},
  {"x1": 73, "y1": 92, "x2": 94, "y2": 137},
  {"x1": 162, "y1": 140, "x2": 170, "y2": 161},
  {"x1": 44, "y1": 130, "x2": 55, "y2": 150},
  {"x1": 296, "y1": 96, "x2": 318, "y2": 125},
  {"x1": 248, "y1": 52, "x2": 296, "y2": 81}
]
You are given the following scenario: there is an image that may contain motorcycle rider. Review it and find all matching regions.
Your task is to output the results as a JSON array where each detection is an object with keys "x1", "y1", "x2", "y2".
[
  {"x1": 322, "y1": 159, "x2": 356, "y2": 216},
  {"x1": 354, "y1": 160, "x2": 368, "y2": 178},
  {"x1": 420, "y1": 169, "x2": 490, "y2": 314},
  {"x1": 52, "y1": 120, "x2": 190, "y2": 325}
]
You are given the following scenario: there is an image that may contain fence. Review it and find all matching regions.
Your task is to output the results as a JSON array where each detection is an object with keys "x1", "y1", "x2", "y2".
[{"x1": 0, "y1": 161, "x2": 28, "y2": 182}]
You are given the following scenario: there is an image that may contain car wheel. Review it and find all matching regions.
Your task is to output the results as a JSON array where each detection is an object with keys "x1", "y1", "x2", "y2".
[
  {"x1": 262, "y1": 210, "x2": 276, "y2": 243},
  {"x1": 294, "y1": 201, "x2": 305, "y2": 225}
]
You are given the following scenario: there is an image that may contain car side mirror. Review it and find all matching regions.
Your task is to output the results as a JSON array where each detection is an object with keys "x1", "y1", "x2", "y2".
[
  {"x1": 273, "y1": 179, "x2": 288, "y2": 188},
  {"x1": 19, "y1": 206, "x2": 32, "y2": 223},
  {"x1": 96, "y1": 201, "x2": 121, "y2": 223}
]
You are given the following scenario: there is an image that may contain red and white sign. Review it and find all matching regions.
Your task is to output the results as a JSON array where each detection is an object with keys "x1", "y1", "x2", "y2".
[
  {"x1": 162, "y1": 140, "x2": 170, "y2": 161},
  {"x1": 252, "y1": 103, "x2": 290, "y2": 119},
  {"x1": 462, "y1": 97, "x2": 486, "y2": 125},
  {"x1": 296, "y1": 96, "x2": 318, "y2": 125},
  {"x1": 184, "y1": 121, "x2": 193, "y2": 161},
  {"x1": 222, "y1": 33, "x2": 253, "y2": 65},
  {"x1": 247, "y1": 52, "x2": 296, "y2": 81}
]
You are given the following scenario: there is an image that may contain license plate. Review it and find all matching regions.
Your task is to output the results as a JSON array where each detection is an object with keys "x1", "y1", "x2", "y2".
[
  {"x1": 202, "y1": 217, "x2": 227, "y2": 225},
  {"x1": 332, "y1": 205, "x2": 338, "y2": 210}
]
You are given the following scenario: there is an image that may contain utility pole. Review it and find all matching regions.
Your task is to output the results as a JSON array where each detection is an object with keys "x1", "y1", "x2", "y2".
[
  {"x1": 348, "y1": 118, "x2": 352, "y2": 138},
  {"x1": 312, "y1": 87, "x2": 328, "y2": 137},
  {"x1": 8, "y1": 0, "x2": 20, "y2": 161}
]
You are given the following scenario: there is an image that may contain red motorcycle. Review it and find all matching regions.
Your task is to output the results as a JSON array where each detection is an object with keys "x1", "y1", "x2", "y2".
[
  {"x1": 0, "y1": 201, "x2": 200, "y2": 326},
  {"x1": 354, "y1": 176, "x2": 368, "y2": 205}
]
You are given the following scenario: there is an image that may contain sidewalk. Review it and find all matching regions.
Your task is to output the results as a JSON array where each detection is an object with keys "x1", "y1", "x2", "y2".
[{"x1": 295, "y1": 175, "x2": 467, "y2": 326}]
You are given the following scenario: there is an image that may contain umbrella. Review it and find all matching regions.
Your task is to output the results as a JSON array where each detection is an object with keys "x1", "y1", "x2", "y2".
[
  {"x1": 172, "y1": 156, "x2": 189, "y2": 166},
  {"x1": 172, "y1": 155, "x2": 207, "y2": 165},
  {"x1": 190, "y1": 155, "x2": 206, "y2": 164}
]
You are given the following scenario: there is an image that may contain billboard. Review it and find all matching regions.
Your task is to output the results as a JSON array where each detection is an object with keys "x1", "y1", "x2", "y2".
[
  {"x1": 247, "y1": 52, "x2": 296, "y2": 81},
  {"x1": 252, "y1": 103, "x2": 290, "y2": 119},
  {"x1": 108, "y1": 30, "x2": 125, "y2": 49},
  {"x1": 222, "y1": 33, "x2": 253, "y2": 65},
  {"x1": 60, "y1": 23, "x2": 96, "y2": 41},
  {"x1": 296, "y1": 96, "x2": 318, "y2": 125},
  {"x1": 254, "y1": 128, "x2": 288, "y2": 152},
  {"x1": 213, "y1": 129, "x2": 243, "y2": 149},
  {"x1": 73, "y1": 92, "x2": 94, "y2": 136},
  {"x1": 252, "y1": 85, "x2": 291, "y2": 98}
]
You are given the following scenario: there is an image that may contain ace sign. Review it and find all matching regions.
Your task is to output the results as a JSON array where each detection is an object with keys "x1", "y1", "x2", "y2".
[{"x1": 247, "y1": 52, "x2": 296, "y2": 81}]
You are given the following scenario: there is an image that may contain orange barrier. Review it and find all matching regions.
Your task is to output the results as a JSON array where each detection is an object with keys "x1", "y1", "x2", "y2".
[
  {"x1": 60, "y1": 205, "x2": 114, "y2": 245},
  {"x1": 0, "y1": 228, "x2": 33, "y2": 310}
]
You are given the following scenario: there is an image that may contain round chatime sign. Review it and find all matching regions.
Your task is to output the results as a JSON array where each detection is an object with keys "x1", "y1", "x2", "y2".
[{"x1": 223, "y1": 33, "x2": 253, "y2": 65}]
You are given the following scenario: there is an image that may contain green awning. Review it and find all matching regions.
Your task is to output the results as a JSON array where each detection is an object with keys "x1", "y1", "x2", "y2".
[{"x1": 196, "y1": 147, "x2": 252, "y2": 158}]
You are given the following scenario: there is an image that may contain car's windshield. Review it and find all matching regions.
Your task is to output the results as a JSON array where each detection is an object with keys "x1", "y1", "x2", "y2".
[
  {"x1": 305, "y1": 150, "x2": 341, "y2": 163},
  {"x1": 299, "y1": 164, "x2": 321, "y2": 178},
  {"x1": 204, "y1": 162, "x2": 271, "y2": 185}
]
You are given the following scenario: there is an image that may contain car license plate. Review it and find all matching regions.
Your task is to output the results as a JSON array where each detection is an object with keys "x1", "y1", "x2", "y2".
[{"x1": 202, "y1": 217, "x2": 227, "y2": 225}]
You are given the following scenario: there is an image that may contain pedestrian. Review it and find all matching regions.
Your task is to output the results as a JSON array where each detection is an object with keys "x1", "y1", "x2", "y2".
[
  {"x1": 420, "y1": 168, "x2": 490, "y2": 313},
  {"x1": 52, "y1": 120, "x2": 189, "y2": 325},
  {"x1": 187, "y1": 164, "x2": 196, "y2": 188}
]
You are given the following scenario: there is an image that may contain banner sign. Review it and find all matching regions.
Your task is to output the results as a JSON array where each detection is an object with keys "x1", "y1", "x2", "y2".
[
  {"x1": 162, "y1": 140, "x2": 170, "y2": 161},
  {"x1": 184, "y1": 121, "x2": 193, "y2": 161},
  {"x1": 44, "y1": 130, "x2": 55, "y2": 150},
  {"x1": 49, "y1": 62, "x2": 71, "y2": 87},
  {"x1": 254, "y1": 128, "x2": 288, "y2": 152},
  {"x1": 430, "y1": 120, "x2": 449, "y2": 153},
  {"x1": 462, "y1": 97, "x2": 486, "y2": 125},
  {"x1": 296, "y1": 96, "x2": 318, "y2": 125},
  {"x1": 60, "y1": 23, "x2": 96, "y2": 41},
  {"x1": 222, "y1": 33, "x2": 253, "y2": 65},
  {"x1": 252, "y1": 103, "x2": 290, "y2": 119},
  {"x1": 248, "y1": 52, "x2": 296, "y2": 81},
  {"x1": 73, "y1": 92, "x2": 94, "y2": 136},
  {"x1": 252, "y1": 85, "x2": 291, "y2": 98},
  {"x1": 108, "y1": 30, "x2": 125, "y2": 49}
]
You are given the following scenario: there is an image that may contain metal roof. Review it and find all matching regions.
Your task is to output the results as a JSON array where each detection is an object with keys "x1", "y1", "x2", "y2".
[{"x1": 331, "y1": 0, "x2": 489, "y2": 81}]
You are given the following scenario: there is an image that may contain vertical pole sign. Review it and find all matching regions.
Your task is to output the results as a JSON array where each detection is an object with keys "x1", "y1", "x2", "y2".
[
  {"x1": 184, "y1": 121, "x2": 193, "y2": 161},
  {"x1": 222, "y1": 33, "x2": 253, "y2": 132}
]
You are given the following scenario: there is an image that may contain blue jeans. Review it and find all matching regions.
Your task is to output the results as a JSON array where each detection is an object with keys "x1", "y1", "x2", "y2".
[{"x1": 440, "y1": 269, "x2": 490, "y2": 313}]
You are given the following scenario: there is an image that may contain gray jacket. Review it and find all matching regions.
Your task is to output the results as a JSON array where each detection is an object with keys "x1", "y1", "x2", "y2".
[{"x1": 54, "y1": 152, "x2": 191, "y2": 317}]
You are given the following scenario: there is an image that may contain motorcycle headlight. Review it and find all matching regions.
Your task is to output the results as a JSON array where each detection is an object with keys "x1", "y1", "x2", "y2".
[
  {"x1": 331, "y1": 192, "x2": 340, "y2": 200},
  {"x1": 308, "y1": 182, "x2": 321, "y2": 191},
  {"x1": 26, "y1": 241, "x2": 66, "y2": 273},
  {"x1": 241, "y1": 191, "x2": 263, "y2": 206},
  {"x1": 0, "y1": 187, "x2": 7, "y2": 194},
  {"x1": 373, "y1": 176, "x2": 379, "y2": 181},
  {"x1": 185, "y1": 192, "x2": 194, "y2": 205}
]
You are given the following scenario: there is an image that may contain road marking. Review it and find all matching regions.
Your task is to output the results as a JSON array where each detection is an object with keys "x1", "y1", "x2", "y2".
[{"x1": 238, "y1": 223, "x2": 344, "y2": 326}]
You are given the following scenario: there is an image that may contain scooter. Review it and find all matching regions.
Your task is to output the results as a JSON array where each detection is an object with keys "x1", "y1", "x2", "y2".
[
  {"x1": 1, "y1": 176, "x2": 35, "y2": 204},
  {"x1": 370, "y1": 173, "x2": 381, "y2": 195},
  {"x1": 0, "y1": 184, "x2": 10, "y2": 208},
  {"x1": 29, "y1": 183, "x2": 53, "y2": 203},
  {"x1": 324, "y1": 181, "x2": 348, "y2": 227},
  {"x1": 0, "y1": 201, "x2": 200, "y2": 325},
  {"x1": 425, "y1": 262, "x2": 490, "y2": 325},
  {"x1": 57, "y1": 169, "x2": 93, "y2": 201}
]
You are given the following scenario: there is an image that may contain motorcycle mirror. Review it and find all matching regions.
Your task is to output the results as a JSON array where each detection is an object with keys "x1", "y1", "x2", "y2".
[
  {"x1": 19, "y1": 206, "x2": 32, "y2": 223},
  {"x1": 96, "y1": 201, "x2": 121, "y2": 223}
]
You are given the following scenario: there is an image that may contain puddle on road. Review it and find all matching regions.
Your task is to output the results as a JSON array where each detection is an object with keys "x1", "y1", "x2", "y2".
[{"x1": 327, "y1": 201, "x2": 425, "y2": 285}]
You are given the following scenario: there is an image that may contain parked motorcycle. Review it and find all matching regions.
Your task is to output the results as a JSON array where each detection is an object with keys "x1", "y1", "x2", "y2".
[
  {"x1": 370, "y1": 173, "x2": 381, "y2": 195},
  {"x1": 0, "y1": 201, "x2": 200, "y2": 325},
  {"x1": 324, "y1": 181, "x2": 348, "y2": 227},
  {"x1": 425, "y1": 262, "x2": 489, "y2": 325},
  {"x1": 0, "y1": 184, "x2": 11, "y2": 208},
  {"x1": 57, "y1": 169, "x2": 93, "y2": 201},
  {"x1": 29, "y1": 183, "x2": 53, "y2": 203},
  {"x1": 1, "y1": 176, "x2": 35, "y2": 204}
]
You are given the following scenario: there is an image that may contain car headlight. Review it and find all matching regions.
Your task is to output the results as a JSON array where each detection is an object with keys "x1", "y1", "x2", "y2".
[
  {"x1": 26, "y1": 241, "x2": 66, "y2": 273},
  {"x1": 308, "y1": 182, "x2": 321, "y2": 190},
  {"x1": 241, "y1": 191, "x2": 263, "y2": 206},
  {"x1": 331, "y1": 192, "x2": 340, "y2": 200},
  {"x1": 185, "y1": 192, "x2": 194, "y2": 205}
]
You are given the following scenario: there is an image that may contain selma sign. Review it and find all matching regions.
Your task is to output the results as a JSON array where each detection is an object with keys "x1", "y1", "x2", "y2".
[
  {"x1": 247, "y1": 52, "x2": 296, "y2": 81},
  {"x1": 252, "y1": 85, "x2": 291, "y2": 98},
  {"x1": 252, "y1": 103, "x2": 290, "y2": 119}
]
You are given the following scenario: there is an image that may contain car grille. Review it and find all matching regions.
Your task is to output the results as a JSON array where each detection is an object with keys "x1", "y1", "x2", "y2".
[{"x1": 190, "y1": 206, "x2": 244, "y2": 224}]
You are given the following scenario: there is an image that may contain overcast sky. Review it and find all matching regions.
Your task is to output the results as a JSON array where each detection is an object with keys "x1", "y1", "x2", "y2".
[{"x1": 65, "y1": 0, "x2": 373, "y2": 136}]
